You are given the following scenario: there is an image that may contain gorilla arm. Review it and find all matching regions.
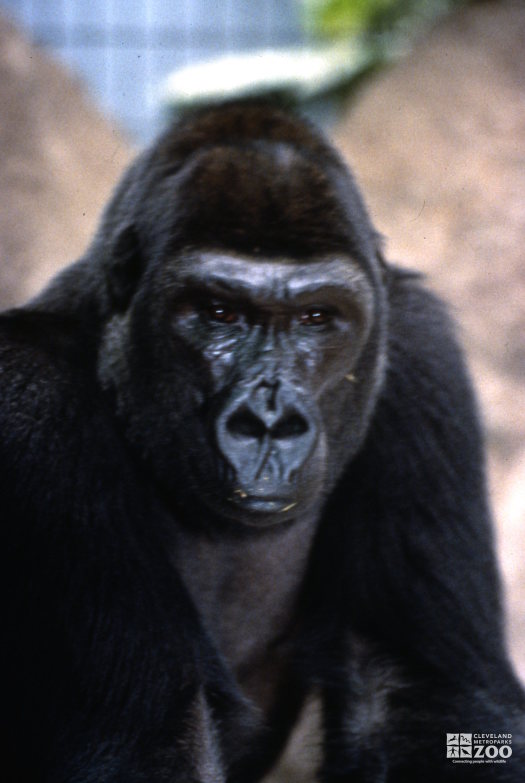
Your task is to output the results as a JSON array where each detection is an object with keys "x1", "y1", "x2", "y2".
[
  {"x1": 0, "y1": 309, "x2": 246, "y2": 783},
  {"x1": 305, "y1": 270, "x2": 525, "y2": 780}
]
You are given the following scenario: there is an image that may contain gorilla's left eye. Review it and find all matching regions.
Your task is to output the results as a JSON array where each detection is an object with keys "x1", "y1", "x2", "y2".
[
  {"x1": 298, "y1": 308, "x2": 333, "y2": 327},
  {"x1": 207, "y1": 304, "x2": 239, "y2": 324}
]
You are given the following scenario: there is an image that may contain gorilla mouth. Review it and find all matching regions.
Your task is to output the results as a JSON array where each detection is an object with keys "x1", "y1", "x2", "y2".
[
  {"x1": 218, "y1": 485, "x2": 301, "y2": 525},
  {"x1": 229, "y1": 492, "x2": 297, "y2": 514}
]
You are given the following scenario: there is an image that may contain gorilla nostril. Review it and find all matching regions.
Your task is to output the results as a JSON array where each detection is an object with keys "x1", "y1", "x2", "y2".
[
  {"x1": 271, "y1": 413, "x2": 308, "y2": 440},
  {"x1": 227, "y1": 409, "x2": 267, "y2": 439}
]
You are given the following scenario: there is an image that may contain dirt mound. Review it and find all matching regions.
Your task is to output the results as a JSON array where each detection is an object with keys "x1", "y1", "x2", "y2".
[{"x1": 0, "y1": 14, "x2": 132, "y2": 309}]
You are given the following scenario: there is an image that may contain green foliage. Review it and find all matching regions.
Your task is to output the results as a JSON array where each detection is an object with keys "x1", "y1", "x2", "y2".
[
  {"x1": 302, "y1": 0, "x2": 465, "y2": 41},
  {"x1": 304, "y1": 0, "x2": 399, "y2": 37}
]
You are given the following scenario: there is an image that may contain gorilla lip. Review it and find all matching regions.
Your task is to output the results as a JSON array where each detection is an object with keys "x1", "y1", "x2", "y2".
[{"x1": 228, "y1": 493, "x2": 295, "y2": 514}]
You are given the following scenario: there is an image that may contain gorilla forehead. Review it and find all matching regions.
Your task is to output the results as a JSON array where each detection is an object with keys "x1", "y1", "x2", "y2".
[
  {"x1": 126, "y1": 103, "x2": 379, "y2": 263},
  {"x1": 169, "y1": 144, "x2": 355, "y2": 257},
  {"x1": 164, "y1": 251, "x2": 375, "y2": 314}
]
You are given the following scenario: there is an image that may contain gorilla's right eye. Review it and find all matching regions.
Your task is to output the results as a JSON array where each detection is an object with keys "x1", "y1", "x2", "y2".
[
  {"x1": 207, "y1": 304, "x2": 239, "y2": 324},
  {"x1": 298, "y1": 308, "x2": 333, "y2": 327}
]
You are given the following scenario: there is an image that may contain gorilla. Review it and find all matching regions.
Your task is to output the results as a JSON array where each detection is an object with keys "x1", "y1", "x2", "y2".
[{"x1": 1, "y1": 101, "x2": 524, "y2": 783}]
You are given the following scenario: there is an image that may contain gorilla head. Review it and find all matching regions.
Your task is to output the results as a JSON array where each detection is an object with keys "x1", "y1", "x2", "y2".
[{"x1": 95, "y1": 103, "x2": 387, "y2": 528}]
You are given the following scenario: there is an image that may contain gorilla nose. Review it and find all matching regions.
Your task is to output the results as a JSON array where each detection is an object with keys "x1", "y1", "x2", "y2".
[
  {"x1": 226, "y1": 407, "x2": 309, "y2": 442},
  {"x1": 215, "y1": 384, "x2": 317, "y2": 490}
]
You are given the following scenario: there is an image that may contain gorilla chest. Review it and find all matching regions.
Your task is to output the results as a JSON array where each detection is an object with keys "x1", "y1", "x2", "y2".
[{"x1": 172, "y1": 519, "x2": 317, "y2": 716}]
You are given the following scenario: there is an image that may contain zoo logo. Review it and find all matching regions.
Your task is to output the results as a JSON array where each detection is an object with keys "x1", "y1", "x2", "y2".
[{"x1": 447, "y1": 734, "x2": 513, "y2": 763}]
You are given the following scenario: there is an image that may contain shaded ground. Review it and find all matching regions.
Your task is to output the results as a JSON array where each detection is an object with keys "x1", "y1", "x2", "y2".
[{"x1": 0, "y1": 14, "x2": 132, "y2": 310}]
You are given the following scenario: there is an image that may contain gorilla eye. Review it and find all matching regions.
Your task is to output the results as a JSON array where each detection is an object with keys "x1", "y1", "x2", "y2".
[
  {"x1": 298, "y1": 308, "x2": 332, "y2": 327},
  {"x1": 207, "y1": 304, "x2": 239, "y2": 324}
]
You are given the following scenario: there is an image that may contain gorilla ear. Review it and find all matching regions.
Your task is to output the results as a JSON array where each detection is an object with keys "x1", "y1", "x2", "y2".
[{"x1": 107, "y1": 223, "x2": 144, "y2": 310}]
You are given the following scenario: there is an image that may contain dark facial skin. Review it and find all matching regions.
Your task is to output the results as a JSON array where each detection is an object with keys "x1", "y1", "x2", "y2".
[
  {"x1": 99, "y1": 249, "x2": 376, "y2": 529},
  {"x1": 169, "y1": 252, "x2": 374, "y2": 524}
]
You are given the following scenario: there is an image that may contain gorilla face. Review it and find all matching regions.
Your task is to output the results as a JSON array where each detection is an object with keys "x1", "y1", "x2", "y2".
[
  {"x1": 99, "y1": 248, "x2": 380, "y2": 528},
  {"x1": 172, "y1": 251, "x2": 376, "y2": 523}
]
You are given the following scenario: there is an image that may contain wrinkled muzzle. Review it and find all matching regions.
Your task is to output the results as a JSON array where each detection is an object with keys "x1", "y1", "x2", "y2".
[{"x1": 215, "y1": 379, "x2": 318, "y2": 500}]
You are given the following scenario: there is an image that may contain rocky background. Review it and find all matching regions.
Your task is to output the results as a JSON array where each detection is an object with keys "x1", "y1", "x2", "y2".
[
  {"x1": 0, "y1": 2, "x2": 523, "y2": 778},
  {"x1": 0, "y1": 15, "x2": 132, "y2": 310}
]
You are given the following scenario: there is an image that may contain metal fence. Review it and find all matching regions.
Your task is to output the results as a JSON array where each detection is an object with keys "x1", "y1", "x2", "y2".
[{"x1": 0, "y1": 0, "x2": 307, "y2": 142}]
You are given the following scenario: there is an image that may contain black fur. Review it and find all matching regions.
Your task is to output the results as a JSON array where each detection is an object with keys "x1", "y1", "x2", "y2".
[{"x1": 1, "y1": 102, "x2": 523, "y2": 782}]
